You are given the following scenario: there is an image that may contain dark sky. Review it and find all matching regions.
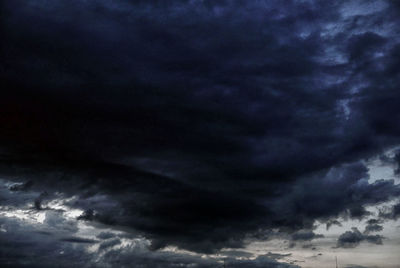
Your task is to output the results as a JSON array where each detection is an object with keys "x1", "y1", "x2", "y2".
[{"x1": 1, "y1": 0, "x2": 400, "y2": 267}]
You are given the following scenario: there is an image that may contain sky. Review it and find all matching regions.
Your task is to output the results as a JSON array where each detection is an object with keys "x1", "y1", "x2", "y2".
[{"x1": 0, "y1": 0, "x2": 400, "y2": 267}]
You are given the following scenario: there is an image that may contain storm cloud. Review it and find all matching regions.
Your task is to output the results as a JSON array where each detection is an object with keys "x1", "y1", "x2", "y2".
[
  {"x1": 1, "y1": 0, "x2": 400, "y2": 266},
  {"x1": 336, "y1": 227, "x2": 384, "y2": 248}
]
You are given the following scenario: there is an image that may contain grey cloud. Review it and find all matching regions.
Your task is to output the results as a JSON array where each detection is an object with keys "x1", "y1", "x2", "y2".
[
  {"x1": 0, "y1": 209, "x2": 299, "y2": 268},
  {"x1": 98, "y1": 238, "x2": 121, "y2": 250},
  {"x1": 264, "y1": 252, "x2": 292, "y2": 260},
  {"x1": 60, "y1": 237, "x2": 98, "y2": 244},
  {"x1": 0, "y1": 216, "x2": 92, "y2": 268},
  {"x1": 326, "y1": 220, "x2": 342, "y2": 230},
  {"x1": 364, "y1": 223, "x2": 383, "y2": 234},
  {"x1": 97, "y1": 232, "x2": 117, "y2": 240},
  {"x1": 336, "y1": 227, "x2": 384, "y2": 248},
  {"x1": 224, "y1": 254, "x2": 300, "y2": 268},
  {"x1": 9, "y1": 180, "x2": 33, "y2": 192},
  {"x1": 379, "y1": 202, "x2": 400, "y2": 220},
  {"x1": 220, "y1": 250, "x2": 254, "y2": 258},
  {"x1": 291, "y1": 231, "x2": 324, "y2": 241},
  {"x1": 97, "y1": 243, "x2": 299, "y2": 268}
]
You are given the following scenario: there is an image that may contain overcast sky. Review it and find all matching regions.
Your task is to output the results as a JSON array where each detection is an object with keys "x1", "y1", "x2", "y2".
[{"x1": 1, "y1": 0, "x2": 400, "y2": 267}]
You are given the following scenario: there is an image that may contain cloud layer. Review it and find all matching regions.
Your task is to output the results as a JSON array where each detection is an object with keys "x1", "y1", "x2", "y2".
[{"x1": 1, "y1": 0, "x2": 400, "y2": 266}]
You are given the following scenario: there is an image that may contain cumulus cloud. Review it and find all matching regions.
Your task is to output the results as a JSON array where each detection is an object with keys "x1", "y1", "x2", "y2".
[
  {"x1": 379, "y1": 202, "x2": 400, "y2": 220},
  {"x1": 1, "y1": 180, "x2": 301, "y2": 267},
  {"x1": 0, "y1": 214, "x2": 91, "y2": 268},
  {"x1": 291, "y1": 230, "x2": 324, "y2": 241},
  {"x1": 326, "y1": 220, "x2": 342, "y2": 230},
  {"x1": 364, "y1": 224, "x2": 383, "y2": 233},
  {"x1": 336, "y1": 227, "x2": 384, "y2": 248}
]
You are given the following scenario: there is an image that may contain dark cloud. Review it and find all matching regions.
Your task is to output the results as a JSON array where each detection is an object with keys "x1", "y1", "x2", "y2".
[
  {"x1": 0, "y1": 211, "x2": 299, "y2": 268},
  {"x1": 1, "y1": 0, "x2": 400, "y2": 266},
  {"x1": 264, "y1": 252, "x2": 292, "y2": 260},
  {"x1": 60, "y1": 237, "x2": 98, "y2": 244},
  {"x1": 0, "y1": 215, "x2": 91, "y2": 268},
  {"x1": 291, "y1": 231, "x2": 324, "y2": 241},
  {"x1": 395, "y1": 151, "x2": 400, "y2": 174},
  {"x1": 77, "y1": 209, "x2": 96, "y2": 221},
  {"x1": 336, "y1": 227, "x2": 384, "y2": 248},
  {"x1": 326, "y1": 220, "x2": 342, "y2": 230},
  {"x1": 98, "y1": 248, "x2": 299, "y2": 268},
  {"x1": 34, "y1": 191, "x2": 49, "y2": 210},
  {"x1": 379, "y1": 202, "x2": 400, "y2": 220},
  {"x1": 347, "y1": 205, "x2": 372, "y2": 220},
  {"x1": 8, "y1": 180, "x2": 33, "y2": 192},
  {"x1": 364, "y1": 224, "x2": 383, "y2": 233},
  {"x1": 366, "y1": 219, "x2": 382, "y2": 225},
  {"x1": 98, "y1": 238, "x2": 121, "y2": 250},
  {"x1": 96, "y1": 232, "x2": 117, "y2": 240}
]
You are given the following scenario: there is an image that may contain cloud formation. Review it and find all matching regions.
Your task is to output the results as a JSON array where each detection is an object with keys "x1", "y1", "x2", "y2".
[
  {"x1": 336, "y1": 227, "x2": 384, "y2": 248},
  {"x1": 0, "y1": 201, "x2": 299, "y2": 268},
  {"x1": 1, "y1": 0, "x2": 400, "y2": 266}
]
